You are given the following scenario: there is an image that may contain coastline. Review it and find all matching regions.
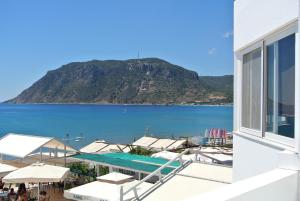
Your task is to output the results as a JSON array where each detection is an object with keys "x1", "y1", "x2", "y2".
[
  {"x1": 0, "y1": 103, "x2": 233, "y2": 145},
  {"x1": 0, "y1": 102, "x2": 233, "y2": 107}
]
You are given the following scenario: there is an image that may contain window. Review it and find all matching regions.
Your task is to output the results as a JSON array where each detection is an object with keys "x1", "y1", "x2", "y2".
[
  {"x1": 242, "y1": 48, "x2": 261, "y2": 131},
  {"x1": 240, "y1": 25, "x2": 296, "y2": 144},
  {"x1": 266, "y1": 34, "x2": 295, "y2": 139}
]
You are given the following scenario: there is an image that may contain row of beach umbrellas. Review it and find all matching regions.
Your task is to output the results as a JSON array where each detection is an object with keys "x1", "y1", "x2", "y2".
[
  {"x1": 204, "y1": 128, "x2": 228, "y2": 139},
  {"x1": 0, "y1": 163, "x2": 69, "y2": 200}
]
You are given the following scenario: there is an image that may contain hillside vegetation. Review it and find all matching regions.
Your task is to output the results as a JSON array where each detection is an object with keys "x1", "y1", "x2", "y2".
[{"x1": 6, "y1": 58, "x2": 233, "y2": 105}]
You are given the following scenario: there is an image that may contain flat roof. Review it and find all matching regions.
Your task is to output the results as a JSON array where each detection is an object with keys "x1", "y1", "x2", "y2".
[
  {"x1": 72, "y1": 153, "x2": 180, "y2": 174},
  {"x1": 65, "y1": 180, "x2": 153, "y2": 201},
  {"x1": 142, "y1": 163, "x2": 232, "y2": 201}
]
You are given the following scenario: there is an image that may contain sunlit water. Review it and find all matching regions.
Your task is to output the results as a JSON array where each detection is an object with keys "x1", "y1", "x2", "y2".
[{"x1": 0, "y1": 104, "x2": 233, "y2": 148}]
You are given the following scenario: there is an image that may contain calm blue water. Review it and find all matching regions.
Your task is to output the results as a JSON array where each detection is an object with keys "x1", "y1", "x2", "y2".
[{"x1": 0, "y1": 104, "x2": 233, "y2": 148}]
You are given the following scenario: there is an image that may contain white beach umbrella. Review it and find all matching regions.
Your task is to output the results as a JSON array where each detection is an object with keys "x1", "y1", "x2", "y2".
[
  {"x1": 3, "y1": 162, "x2": 69, "y2": 183},
  {"x1": 0, "y1": 163, "x2": 18, "y2": 177},
  {"x1": 204, "y1": 129, "x2": 209, "y2": 138},
  {"x1": 3, "y1": 162, "x2": 69, "y2": 200}
]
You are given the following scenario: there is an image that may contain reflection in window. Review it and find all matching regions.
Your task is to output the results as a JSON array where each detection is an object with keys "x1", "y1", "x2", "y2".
[
  {"x1": 266, "y1": 34, "x2": 295, "y2": 138},
  {"x1": 242, "y1": 48, "x2": 261, "y2": 130}
]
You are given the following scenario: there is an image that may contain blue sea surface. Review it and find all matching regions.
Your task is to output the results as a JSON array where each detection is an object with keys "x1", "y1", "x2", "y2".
[{"x1": 0, "y1": 104, "x2": 233, "y2": 148}]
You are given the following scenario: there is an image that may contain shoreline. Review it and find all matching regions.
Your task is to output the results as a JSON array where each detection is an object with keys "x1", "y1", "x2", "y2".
[{"x1": 0, "y1": 102, "x2": 233, "y2": 107}]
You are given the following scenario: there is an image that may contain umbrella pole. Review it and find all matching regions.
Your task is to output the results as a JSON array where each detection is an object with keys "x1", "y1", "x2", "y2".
[
  {"x1": 64, "y1": 144, "x2": 66, "y2": 167},
  {"x1": 38, "y1": 182, "x2": 40, "y2": 201}
]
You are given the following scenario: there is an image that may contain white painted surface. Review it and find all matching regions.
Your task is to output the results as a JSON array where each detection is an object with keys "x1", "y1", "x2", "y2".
[
  {"x1": 0, "y1": 133, "x2": 52, "y2": 158},
  {"x1": 3, "y1": 162, "x2": 70, "y2": 183},
  {"x1": 143, "y1": 163, "x2": 232, "y2": 201},
  {"x1": 0, "y1": 163, "x2": 18, "y2": 177},
  {"x1": 233, "y1": 53, "x2": 239, "y2": 132},
  {"x1": 0, "y1": 133, "x2": 76, "y2": 158},
  {"x1": 233, "y1": 133, "x2": 282, "y2": 181},
  {"x1": 230, "y1": 0, "x2": 300, "y2": 199},
  {"x1": 65, "y1": 180, "x2": 153, "y2": 201},
  {"x1": 233, "y1": 0, "x2": 300, "y2": 183},
  {"x1": 132, "y1": 136, "x2": 158, "y2": 147},
  {"x1": 96, "y1": 172, "x2": 133, "y2": 182},
  {"x1": 234, "y1": 0, "x2": 298, "y2": 51},
  {"x1": 184, "y1": 168, "x2": 298, "y2": 201}
]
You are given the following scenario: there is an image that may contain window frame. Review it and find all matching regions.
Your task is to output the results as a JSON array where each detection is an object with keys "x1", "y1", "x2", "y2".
[
  {"x1": 238, "y1": 42, "x2": 264, "y2": 138},
  {"x1": 238, "y1": 22, "x2": 298, "y2": 147},
  {"x1": 263, "y1": 25, "x2": 297, "y2": 147}
]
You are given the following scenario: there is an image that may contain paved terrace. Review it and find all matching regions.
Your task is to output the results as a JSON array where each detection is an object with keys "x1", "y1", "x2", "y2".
[{"x1": 141, "y1": 162, "x2": 232, "y2": 201}]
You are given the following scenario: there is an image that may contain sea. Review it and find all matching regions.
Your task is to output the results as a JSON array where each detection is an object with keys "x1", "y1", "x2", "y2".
[{"x1": 0, "y1": 104, "x2": 233, "y2": 148}]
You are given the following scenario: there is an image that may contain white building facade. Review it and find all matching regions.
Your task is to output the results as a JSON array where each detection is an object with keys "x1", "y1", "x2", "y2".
[
  {"x1": 233, "y1": 0, "x2": 300, "y2": 182},
  {"x1": 185, "y1": 1, "x2": 300, "y2": 200}
]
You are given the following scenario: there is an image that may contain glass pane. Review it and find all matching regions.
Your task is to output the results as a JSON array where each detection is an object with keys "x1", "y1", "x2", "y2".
[
  {"x1": 242, "y1": 48, "x2": 261, "y2": 130},
  {"x1": 266, "y1": 34, "x2": 295, "y2": 138}
]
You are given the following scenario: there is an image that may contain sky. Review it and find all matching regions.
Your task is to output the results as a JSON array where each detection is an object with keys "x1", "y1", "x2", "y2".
[{"x1": 0, "y1": 0, "x2": 233, "y2": 102}]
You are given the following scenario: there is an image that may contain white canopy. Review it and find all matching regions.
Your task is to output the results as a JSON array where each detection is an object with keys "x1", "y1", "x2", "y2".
[
  {"x1": 132, "y1": 136, "x2": 158, "y2": 147},
  {"x1": 0, "y1": 163, "x2": 18, "y2": 177},
  {"x1": 167, "y1": 139, "x2": 186, "y2": 150},
  {"x1": 64, "y1": 180, "x2": 153, "y2": 201},
  {"x1": 80, "y1": 141, "x2": 130, "y2": 154},
  {"x1": 3, "y1": 163, "x2": 70, "y2": 183},
  {"x1": 80, "y1": 140, "x2": 108, "y2": 153},
  {"x1": 149, "y1": 139, "x2": 176, "y2": 150},
  {"x1": 98, "y1": 144, "x2": 126, "y2": 153},
  {"x1": 132, "y1": 137, "x2": 186, "y2": 150},
  {"x1": 0, "y1": 133, "x2": 76, "y2": 158},
  {"x1": 97, "y1": 172, "x2": 133, "y2": 183}
]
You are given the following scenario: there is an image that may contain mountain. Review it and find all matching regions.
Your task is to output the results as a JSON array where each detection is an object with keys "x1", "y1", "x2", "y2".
[{"x1": 6, "y1": 58, "x2": 233, "y2": 105}]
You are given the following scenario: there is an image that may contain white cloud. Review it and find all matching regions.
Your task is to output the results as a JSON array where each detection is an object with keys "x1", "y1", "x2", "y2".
[
  {"x1": 208, "y1": 48, "x2": 216, "y2": 55},
  {"x1": 222, "y1": 31, "x2": 233, "y2": 38}
]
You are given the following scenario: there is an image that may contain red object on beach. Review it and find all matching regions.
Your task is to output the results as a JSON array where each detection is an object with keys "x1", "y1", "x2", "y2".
[{"x1": 212, "y1": 128, "x2": 217, "y2": 138}]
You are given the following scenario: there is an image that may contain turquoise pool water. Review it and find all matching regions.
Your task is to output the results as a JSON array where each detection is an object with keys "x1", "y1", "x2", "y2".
[
  {"x1": 73, "y1": 152, "x2": 180, "y2": 174},
  {"x1": 103, "y1": 152, "x2": 180, "y2": 167}
]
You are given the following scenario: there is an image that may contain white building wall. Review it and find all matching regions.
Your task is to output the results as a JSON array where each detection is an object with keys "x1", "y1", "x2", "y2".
[
  {"x1": 233, "y1": 0, "x2": 300, "y2": 182},
  {"x1": 233, "y1": 134, "x2": 283, "y2": 181},
  {"x1": 234, "y1": 0, "x2": 299, "y2": 51},
  {"x1": 229, "y1": 170, "x2": 298, "y2": 201},
  {"x1": 185, "y1": 169, "x2": 299, "y2": 201}
]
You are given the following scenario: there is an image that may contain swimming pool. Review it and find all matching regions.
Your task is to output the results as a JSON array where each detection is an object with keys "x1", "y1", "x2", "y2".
[{"x1": 72, "y1": 152, "x2": 180, "y2": 175}]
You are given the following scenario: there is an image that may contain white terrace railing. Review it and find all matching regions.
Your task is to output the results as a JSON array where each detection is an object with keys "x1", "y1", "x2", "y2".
[{"x1": 120, "y1": 149, "x2": 192, "y2": 201}]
